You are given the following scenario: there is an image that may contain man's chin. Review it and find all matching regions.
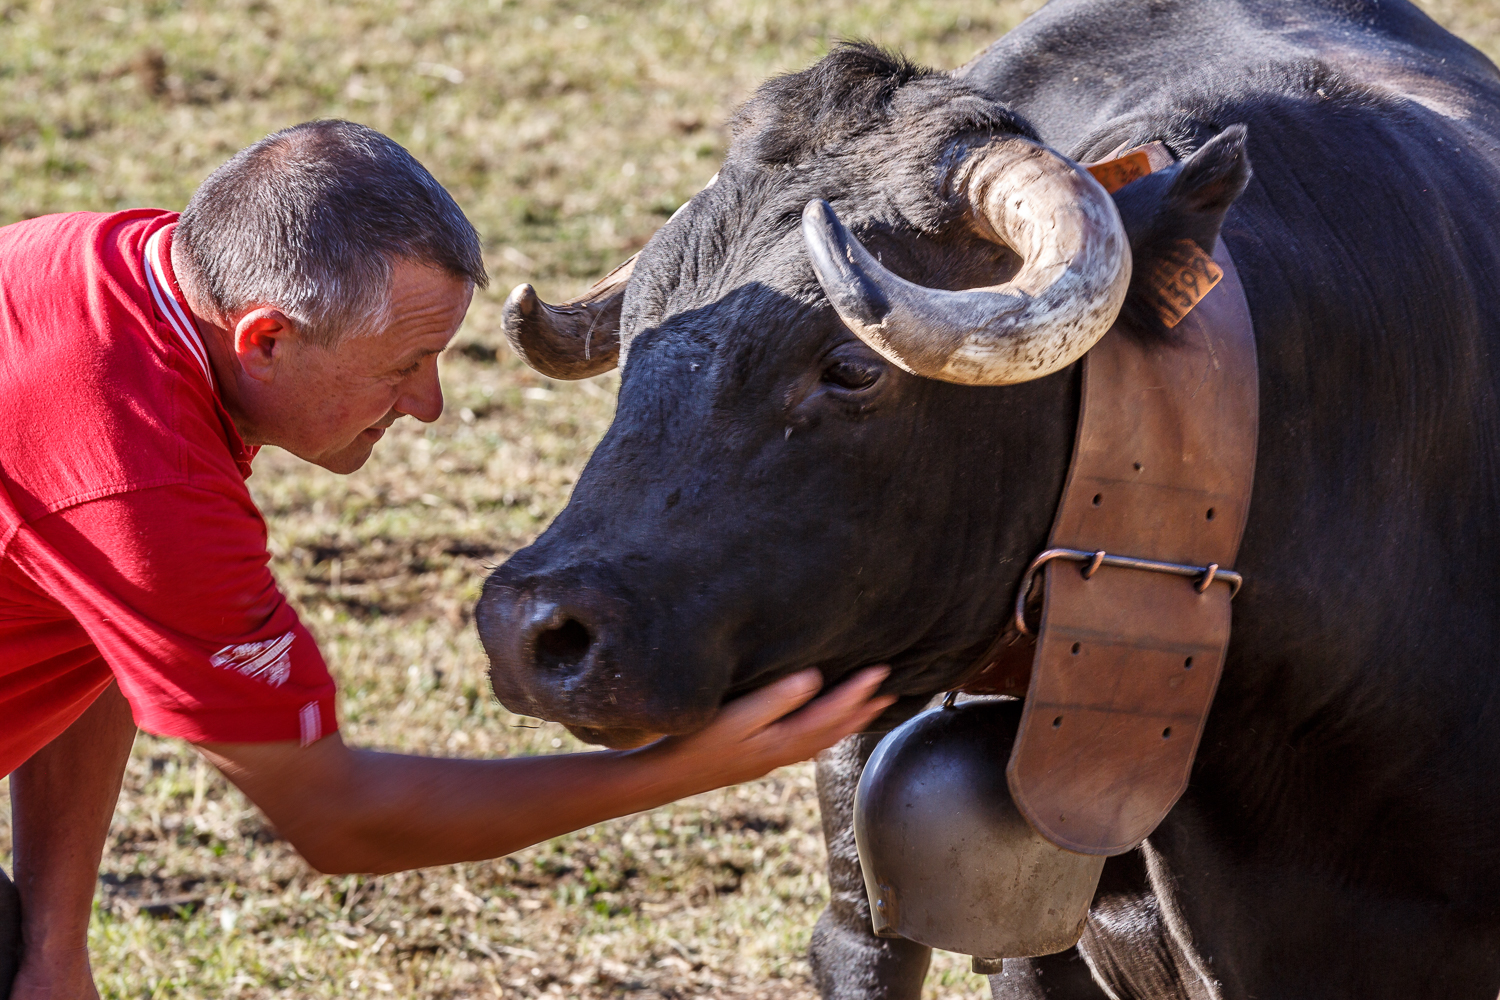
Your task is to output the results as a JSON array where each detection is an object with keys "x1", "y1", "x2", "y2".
[{"x1": 308, "y1": 439, "x2": 378, "y2": 475}]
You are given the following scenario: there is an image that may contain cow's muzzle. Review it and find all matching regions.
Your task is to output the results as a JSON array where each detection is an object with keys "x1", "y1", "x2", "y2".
[{"x1": 476, "y1": 570, "x2": 719, "y2": 748}]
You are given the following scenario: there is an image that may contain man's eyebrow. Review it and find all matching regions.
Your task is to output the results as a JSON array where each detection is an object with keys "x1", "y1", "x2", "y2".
[{"x1": 394, "y1": 347, "x2": 444, "y2": 371}]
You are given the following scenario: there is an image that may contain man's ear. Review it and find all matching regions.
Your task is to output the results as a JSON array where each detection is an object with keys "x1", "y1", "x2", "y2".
[{"x1": 232, "y1": 308, "x2": 297, "y2": 383}]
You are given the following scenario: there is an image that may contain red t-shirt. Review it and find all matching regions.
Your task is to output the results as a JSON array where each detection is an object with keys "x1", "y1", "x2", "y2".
[{"x1": 0, "y1": 209, "x2": 338, "y2": 778}]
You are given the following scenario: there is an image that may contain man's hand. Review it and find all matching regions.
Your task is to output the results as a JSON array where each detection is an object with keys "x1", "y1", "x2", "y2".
[
  {"x1": 199, "y1": 667, "x2": 894, "y2": 875},
  {"x1": 632, "y1": 667, "x2": 894, "y2": 797}
]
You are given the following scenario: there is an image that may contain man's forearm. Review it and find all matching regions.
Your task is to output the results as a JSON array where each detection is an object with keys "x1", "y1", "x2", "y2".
[
  {"x1": 280, "y1": 744, "x2": 713, "y2": 874},
  {"x1": 201, "y1": 668, "x2": 894, "y2": 875},
  {"x1": 10, "y1": 682, "x2": 136, "y2": 991},
  {"x1": 205, "y1": 733, "x2": 799, "y2": 874}
]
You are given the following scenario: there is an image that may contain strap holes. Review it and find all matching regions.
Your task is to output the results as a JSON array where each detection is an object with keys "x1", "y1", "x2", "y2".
[
  {"x1": 1052, "y1": 716, "x2": 1063, "y2": 728},
  {"x1": 1092, "y1": 493, "x2": 1103, "y2": 507},
  {"x1": 1206, "y1": 507, "x2": 1216, "y2": 520},
  {"x1": 1071, "y1": 641, "x2": 1081, "y2": 655},
  {"x1": 1184, "y1": 656, "x2": 1193, "y2": 669},
  {"x1": 1162, "y1": 726, "x2": 1172, "y2": 739},
  {"x1": 1133, "y1": 462, "x2": 1143, "y2": 472}
]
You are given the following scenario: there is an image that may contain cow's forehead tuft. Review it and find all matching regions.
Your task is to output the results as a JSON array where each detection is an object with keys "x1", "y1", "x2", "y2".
[
  {"x1": 613, "y1": 43, "x2": 1043, "y2": 367},
  {"x1": 726, "y1": 42, "x2": 1036, "y2": 171}
]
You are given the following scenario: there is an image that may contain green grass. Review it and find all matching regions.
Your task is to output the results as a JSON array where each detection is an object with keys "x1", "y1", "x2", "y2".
[{"x1": 2, "y1": 0, "x2": 1499, "y2": 997}]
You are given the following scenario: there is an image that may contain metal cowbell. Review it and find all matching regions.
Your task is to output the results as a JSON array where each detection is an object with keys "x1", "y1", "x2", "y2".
[{"x1": 853, "y1": 698, "x2": 1104, "y2": 962}]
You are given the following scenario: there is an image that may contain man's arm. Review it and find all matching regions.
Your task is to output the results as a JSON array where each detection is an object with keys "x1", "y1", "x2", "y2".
[
  {"x1": 9, "y1": 682, "x2": 137, "y2": 1000},
  {"x1": 200, "y1": 667, "x2": 893, "y2": 875}
]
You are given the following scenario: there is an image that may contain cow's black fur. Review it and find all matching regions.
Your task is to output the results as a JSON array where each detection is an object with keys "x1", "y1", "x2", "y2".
[{"x1": 479, "y1": 1, "x2": 1500, "y2": 995}]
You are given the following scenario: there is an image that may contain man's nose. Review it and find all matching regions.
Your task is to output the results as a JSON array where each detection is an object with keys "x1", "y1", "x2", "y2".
[{"x1": 395, "y1": 364, "x2": 443, "y2": 423}]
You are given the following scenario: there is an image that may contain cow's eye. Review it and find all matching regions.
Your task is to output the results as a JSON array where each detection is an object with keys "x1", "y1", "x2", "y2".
[{"x1": 821, "y1": 357, "x2": 882, "y2": 391}]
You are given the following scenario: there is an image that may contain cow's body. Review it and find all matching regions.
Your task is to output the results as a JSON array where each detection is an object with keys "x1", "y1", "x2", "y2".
[{"x1": 480, "y1": 2, "x2": 1500, "y2": 996}]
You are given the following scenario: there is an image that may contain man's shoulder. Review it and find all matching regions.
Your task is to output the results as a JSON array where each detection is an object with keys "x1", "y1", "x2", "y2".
[
  {"x1": 0, "y1": 208, "x2": 176, "y2": 268},
  {"x1": 0, "y1": 207, "x2": 176, "y2": 239},
  {"x1": 0, "y1": 209, "x2": 178, "y2": 332},
  {"x1": 0, "y1": 209, "x2": 240, "y2": 523}
]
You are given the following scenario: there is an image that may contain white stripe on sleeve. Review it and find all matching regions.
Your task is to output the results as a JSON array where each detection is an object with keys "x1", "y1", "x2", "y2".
[{"x1": 299, "y1": 702, "x2": 323, "y2": 747}]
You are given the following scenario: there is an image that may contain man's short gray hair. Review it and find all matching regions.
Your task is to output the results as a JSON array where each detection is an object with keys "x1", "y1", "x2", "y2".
[{"x1": 175, "y1": 120, "x2": 488, "y2": 345}]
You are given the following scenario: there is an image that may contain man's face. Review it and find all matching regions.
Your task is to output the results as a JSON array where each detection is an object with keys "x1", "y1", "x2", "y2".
[{"x1": 253, "y1": 262, "x2": 474, "y2": 473}]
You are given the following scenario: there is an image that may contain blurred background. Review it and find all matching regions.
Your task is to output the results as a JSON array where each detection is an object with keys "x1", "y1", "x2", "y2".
[{"x1": 1, "y1": 1, "x2": 1496, "y2": 997}]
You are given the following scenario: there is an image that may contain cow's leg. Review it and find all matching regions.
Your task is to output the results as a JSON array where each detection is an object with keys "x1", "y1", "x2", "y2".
[
  {"x1": 810, "y1": 733, "x2": 931, "y2": 1000},
  {"x1": 984, "y1": 854, "x2": 1126, "y2": 1000},
  {"x1": 987, "y1": 951, "x2": 1101, "y2": 999},
  {"x1": 0, "y1": 866, "x2": 19, "y2": 1000},
  {"x1": 988, "y1": 851, "x2": 1206, "y2": 1000},
  {"x1": 1072, "y1": 849, "x2": 1209, "y2": 1000}
]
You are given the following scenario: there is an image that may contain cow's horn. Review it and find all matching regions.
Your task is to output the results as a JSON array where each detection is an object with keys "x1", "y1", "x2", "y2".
[
  {"x1": 501, "y1": 253, "x2": 637, "y2": 380},
  {"x1": 801, "y1": 138, "x2": 1131, "y2": 386}
]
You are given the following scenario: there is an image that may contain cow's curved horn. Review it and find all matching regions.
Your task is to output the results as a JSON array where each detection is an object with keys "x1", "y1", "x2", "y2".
[
  {"x1": 801, "y1": 138, "x2": 1131, "y2": 386},
  {"x1": 502, "y1": 253, "x2": 637, "y2": 380}
]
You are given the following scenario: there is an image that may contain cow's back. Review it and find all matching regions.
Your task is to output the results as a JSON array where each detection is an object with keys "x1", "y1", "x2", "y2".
[
  {"x1": 961, "y1": 0, "x2": 1500, "y2": 144},
  {"x1": 962, "y1": 0, "x2": 1500, "y2": 695},
  {"x1": 971, "y1": 0, "x2": 1500, "y2": 973}
]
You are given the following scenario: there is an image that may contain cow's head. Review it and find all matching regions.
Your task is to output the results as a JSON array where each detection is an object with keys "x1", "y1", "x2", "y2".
[{"x1": 477, "y1": 46, "x2": 1250, "y2": 747}]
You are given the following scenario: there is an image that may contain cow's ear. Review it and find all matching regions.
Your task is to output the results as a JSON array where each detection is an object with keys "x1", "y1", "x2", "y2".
[
  {"x1": 1168, "y1": 124, "x2": 1251, "y2": 223},
  {"x1": 1112, "y1": 124, "x2": 1252, "y2": 254},
  {"x1": 1111, "y1": 124, "x2": 1251, "y2": 338}
]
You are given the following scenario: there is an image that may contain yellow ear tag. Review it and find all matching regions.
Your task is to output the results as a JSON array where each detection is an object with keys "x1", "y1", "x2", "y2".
[
  {"x1": 1141, "y1": 239, "x2": 1224, "y2": 328},
  {"x1": 1083, "y1": 141, "x2": 1173, "y2": 193},
  {"x1": 1086, "y1": 150, "x2": 1155, "y2": 194}
]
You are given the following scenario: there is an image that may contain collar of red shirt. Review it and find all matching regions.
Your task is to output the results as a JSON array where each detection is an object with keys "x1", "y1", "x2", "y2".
[
  {"x1": 143, "y1": 225, "x2": 214, "y2": 389},
  {"x1": 143, "y1": 222, "x2": 260, "y2": 477}
]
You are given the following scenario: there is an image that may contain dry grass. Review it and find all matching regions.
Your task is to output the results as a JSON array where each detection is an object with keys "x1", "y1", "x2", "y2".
[{"x1": 2, "y1": 0, "x2": 1499, "y2": 997}]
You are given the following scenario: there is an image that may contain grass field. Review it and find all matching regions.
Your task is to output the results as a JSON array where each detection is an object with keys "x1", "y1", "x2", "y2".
[{"x1": 2, "y1": 0, "x2": 1499, "y2": 997}]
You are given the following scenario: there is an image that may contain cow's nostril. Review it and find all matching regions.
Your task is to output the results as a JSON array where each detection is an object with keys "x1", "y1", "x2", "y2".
[{"x1": 535, "y1": 617, "x2": 593, "y2": 671}]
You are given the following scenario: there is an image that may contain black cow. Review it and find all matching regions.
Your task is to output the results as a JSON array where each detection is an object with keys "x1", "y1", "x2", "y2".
[{"x1": 478, "y1": 1, "x2": 1500, "y2": 996}]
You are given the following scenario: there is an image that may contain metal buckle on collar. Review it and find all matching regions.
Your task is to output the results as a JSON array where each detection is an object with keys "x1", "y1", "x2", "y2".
[{"x1": 1013, "y1": 547, "x2": 1244, "y2": 637}]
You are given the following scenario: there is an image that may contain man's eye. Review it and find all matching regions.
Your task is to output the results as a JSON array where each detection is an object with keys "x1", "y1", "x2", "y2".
[{"x1": 821, "y1": 358, "x2": 882, "y2": 391}]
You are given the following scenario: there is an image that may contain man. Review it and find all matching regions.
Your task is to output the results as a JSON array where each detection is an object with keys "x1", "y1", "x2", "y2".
[{"x1": 0, "y1": 120, "x2": 893, "y2": 999}]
